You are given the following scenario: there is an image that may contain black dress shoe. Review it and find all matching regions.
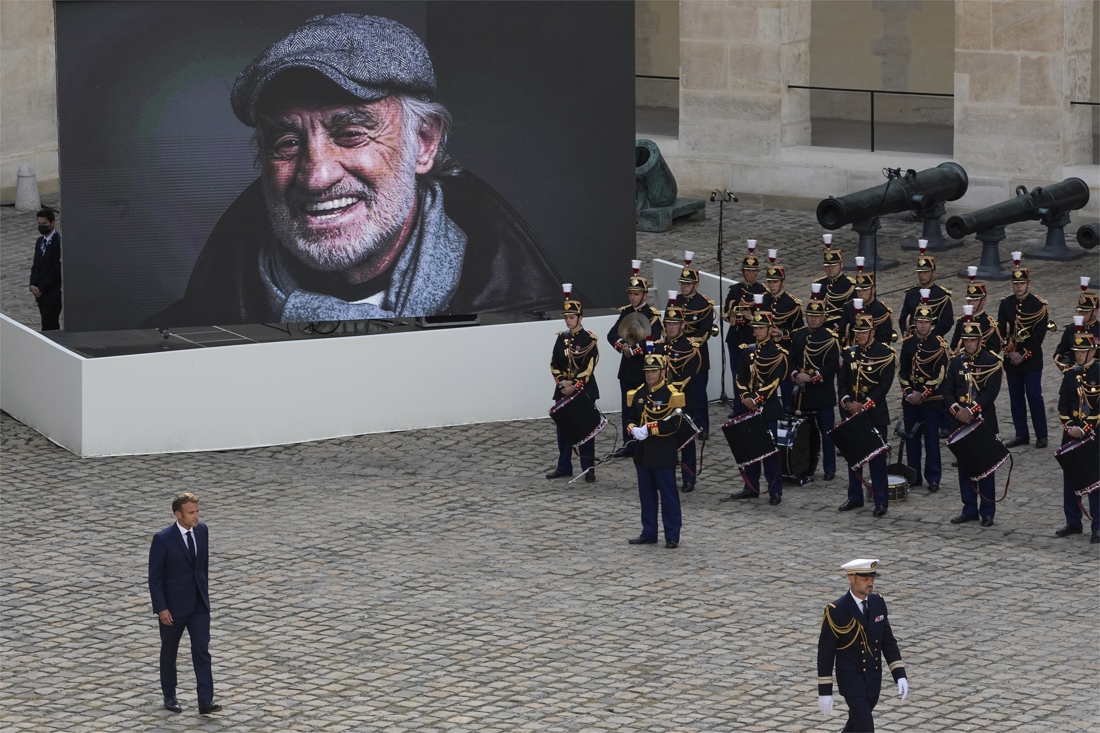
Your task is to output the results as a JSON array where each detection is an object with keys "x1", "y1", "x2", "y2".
[
  {"x1": 681, "y1": 482, "x2": 695, "y2": 493},
  {"x1": 769, "y1": 494, "x2": 782, "y2": 505},
  {"x1": 872, "y1": 505, "x2": 888, "y2": 517},
  {"x1": 980, "y1": 517, "x2": 994, "y2": 527},
  {"x1": 545, "y1": 469, "x2": 570, "y2": 479},
  {"x1": 665, "y1": 540, "x2": 679, "y2": 549},
  {"x1": 928, "y1": 482, "x2": 940, "y2": 493},
  {"x1": 612, "y1": 446, "x2": 633, "y2": 458},
  {"x1": 823, "y1": 472, "x2": 835, "y2": 482},
  {"x1": 1091, "y1": 531, "x2": 1099, "y2": 544},
  {"x1": 1034, "y1": 437, "x2": 1048, "y2": 449},
  {"x1": 628, "y1": 536, "x2": 658, "y2": 545},
  {"x1": 726, "y1": 488, "x2": 759, "y2": 500},
  {"x1": 1004, "y1": 436, "x2": 1029, "y2": 448},
  {"x1": 1055, "y1": 524, "x2": 1083, "y2": 537},
  {"x1": 198, "y1": 701, "x2": 222, "y2": 715},
  {"x1": 163, "y1": 696, "x2": 181, "y2": 713},
  {"x1": 584, "y1": 471, "x2": 596, "y2": 483},
  {"x1": 838, "y1": 500, "x2": 864, "y2": 512},
  {"x1": 951, "y1": 514, "x2": 977, "y2": 524}
]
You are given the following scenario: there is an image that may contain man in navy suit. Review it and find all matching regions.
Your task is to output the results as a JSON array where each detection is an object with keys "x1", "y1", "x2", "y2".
[
  {"x1": 817, "y1": 558, "x2": 908, "y2": 732},
  {"x1": 28, "y1": 208, "x2": 62, "y2": 331},
  {"x1": 148, "y1": 493, "x2": 222, "y2": 715}
]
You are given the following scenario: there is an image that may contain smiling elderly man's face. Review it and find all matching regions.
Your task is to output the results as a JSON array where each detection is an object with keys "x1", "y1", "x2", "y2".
[{"x1": 259, "y1": 82, "x2": 441, "y2": 274}]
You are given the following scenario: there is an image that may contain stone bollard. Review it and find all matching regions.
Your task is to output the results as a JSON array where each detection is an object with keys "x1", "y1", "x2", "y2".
[{"x1": 15, "y1": 164, "x2": 41, "y2": 212}]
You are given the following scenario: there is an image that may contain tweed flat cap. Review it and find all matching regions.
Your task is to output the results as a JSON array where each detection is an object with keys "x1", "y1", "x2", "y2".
[{"x1": 231, "y1": 14, "x2": 436, "y2": 127}]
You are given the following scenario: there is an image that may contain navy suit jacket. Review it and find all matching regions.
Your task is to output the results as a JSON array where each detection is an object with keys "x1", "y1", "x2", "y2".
[
  {"x1": 29, "y1": 232, "x2": 62, "y2": 305},
  {"x1": 149, "y1": 522, "x2": 210, "y2": 617},
  {"x1": 817, "y1": 592, "x2": 906, "y2": 699}
]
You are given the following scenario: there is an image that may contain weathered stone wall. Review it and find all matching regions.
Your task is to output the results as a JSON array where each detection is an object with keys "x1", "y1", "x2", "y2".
[
  {"x1": 636, "y1": 0, "x2": 680, "y2": 108},
  {"x1": 0, "y1": 0, "x2": 58, "y2": 202}
]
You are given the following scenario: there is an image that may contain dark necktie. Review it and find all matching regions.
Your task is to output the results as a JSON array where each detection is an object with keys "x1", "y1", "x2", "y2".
[
  {"x1": 186, "y1": 530, "x2": 196, "y2": 560},
  {"x1": 861, "y1": 599, "x2": 868, "y2": 618}
]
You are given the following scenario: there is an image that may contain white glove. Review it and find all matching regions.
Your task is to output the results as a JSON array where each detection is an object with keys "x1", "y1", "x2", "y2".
[
  {"x1": 631, "y1": 426, "x2": 649, "y2": 441},
  {"x1": 818, "y1": 695, "x2": 833, "y2": 715},
  {"x1": 897, "y1": 677, "x2": 908, "y2": 700}
]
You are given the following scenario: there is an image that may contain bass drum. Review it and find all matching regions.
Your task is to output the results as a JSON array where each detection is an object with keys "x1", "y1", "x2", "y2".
[{"x1": 776, "y1": 417, "x2": 819, "y2": 481}]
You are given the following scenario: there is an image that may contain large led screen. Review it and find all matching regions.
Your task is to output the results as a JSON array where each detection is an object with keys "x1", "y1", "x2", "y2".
[{"x1": 55, "y1": 1, "x2": 634, "y2": 331}]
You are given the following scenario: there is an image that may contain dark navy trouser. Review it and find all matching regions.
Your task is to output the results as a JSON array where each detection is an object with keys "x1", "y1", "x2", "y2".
[
  {"x1": 159, "y1": 604, "x2": 213, "y2": 701},
  {"x1": 556, "y1": 426, "x2": 595, "y2": 474},
  {"x1": 741, "y1": 420, "x2": 782, "y2": 497},
  {"x1": 902, "y1": 401, "x2": 942, "y2": 485},
  {"x1": 847, "y1": 426, "x2": 888, "y2": 507},
  {"x1": 636, "y1": 465, "x2": 681, "y2": 541},
  {"x1": 1006, "y1": 370, "x2": 1047, "y2": 439},
  {"x1": 959, "y1": 465, "x2": 997, "y2": 520}
]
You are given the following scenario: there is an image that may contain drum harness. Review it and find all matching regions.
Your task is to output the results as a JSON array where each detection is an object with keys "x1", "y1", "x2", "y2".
[
  {"x1": 960, "y1": 353, "x2": 1014, "y2": 504},
  {"x1": 723, "y1": 342, "x2": 785, "y2": 497}
]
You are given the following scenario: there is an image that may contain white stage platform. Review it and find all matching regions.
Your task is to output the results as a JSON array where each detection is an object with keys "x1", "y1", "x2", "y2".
[{"x1": 1, "y1": 264, "x2": 737, "y2": 457}]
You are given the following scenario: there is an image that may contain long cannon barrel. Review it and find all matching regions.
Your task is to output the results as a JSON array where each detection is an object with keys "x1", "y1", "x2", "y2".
[
  {"x1": 816, "y1": 162, "x2": 968, "y2": 230},
  {"x1": 945, "y1": 178, "x2": 1091, "y2": 240},
  {"x1": 1077, "y1": 223, "x2": 1098, "y2": 250}
]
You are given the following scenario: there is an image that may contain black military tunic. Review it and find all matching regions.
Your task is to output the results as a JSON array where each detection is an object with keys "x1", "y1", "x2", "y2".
[
  {"x1": 763, "y1": 290, "x2": 804, "y2": 347},
  {"x1": 839, "y1": 298, "x2": 895, "y2": 348},
  {"x1": 550, "y1": 327, "x2": 600, "y2": 400},
  {"x1": 898, "y1": 333, "x2": 950, "y2": 404},
  {"x1": 606, "y1": 303, "x2": 663, "y2": 385},
  {"x1": 723, "y1": 280, "x2": 767, "y2": 350},
  {"x1": 817, "y1": 593, "x2": 906, "y2": 706},
  {"x1": 812, "y1": 273, "x2": 856, "y2": 330},
  {"x1": 674, "y1": 292, "x2": 716, "y2": 370},
  {"x1": 942, "y1": 349, "x2": 1003, "y2": 433},
  {"x1": 840, "y1": 341, "x2": 896, "y2": 427},
  {"x1": 788, "y1": 324, "x2": 840, "y2": 413},
  {"x1": 996, "y1": 292, "x2": 1050, "y2": 374},
  {"x1": 899, "y1": 282, "x2": 953, "y2": 337},
  {"x1": 663, "y1": 334, "x2": 703, "y2": 408},
  {"x1": 735, "y1": 337, "x2": 789, "y2": 422},
  {"x1": 949, "y1": 311, "x2": 1002, "y2": 355},
  {"x1": 627, "y1": 381, "x2": 685, "y2": 469},
  {"x1": 1057, "y1": 360, "x2": 1100, "y2": 437},
  {"x1": 1053, "y1": 320, "x2": 1100, "y2": 372}
]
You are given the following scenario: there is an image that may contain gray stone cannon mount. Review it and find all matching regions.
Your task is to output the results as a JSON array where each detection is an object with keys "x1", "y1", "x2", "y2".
[{"x1": 635, "y1": 139, "x2": 705, "y2": 233}]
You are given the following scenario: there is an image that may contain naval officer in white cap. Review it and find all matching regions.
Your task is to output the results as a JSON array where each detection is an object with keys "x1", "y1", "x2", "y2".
[{"x1": 817, "y1": 559, "x2": 908, "y2": 731}]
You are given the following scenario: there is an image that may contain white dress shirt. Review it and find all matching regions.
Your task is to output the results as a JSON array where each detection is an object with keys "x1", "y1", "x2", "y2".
[
  {"x1": 176, "y1": 522, "x2": 197, "y2": 553},
  {"x1": 850, "y1": 590, "x2": 869, "y2": 618}
]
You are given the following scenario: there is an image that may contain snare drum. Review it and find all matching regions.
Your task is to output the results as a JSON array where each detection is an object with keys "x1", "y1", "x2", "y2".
[
  {"x1": 829, "y1": 410, "x2": 888, "y2": 468},
  {"x1": 721, "y1": 410, "x2": 777, "y2": 467},
  {"x1": 776, "y1": 417, "x2": 819, "y2": 480},
  {"x1": 946, "y1": 419, "x2": 1008, "y2": 481},
  {"x1": 549, "y1": 391, "x2": 607, "y2": 447},
  {"x1": 868, "y1": 475, "x2": 909, "y2": 502},
  {"x1": 1055, "y1": 434, "x2": 1099, "y2": 495}
]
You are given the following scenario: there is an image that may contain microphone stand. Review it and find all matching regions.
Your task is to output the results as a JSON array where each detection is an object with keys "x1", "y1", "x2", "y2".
[{"x1": 710, "y1": 189, "x2": 738, "y2": 404}]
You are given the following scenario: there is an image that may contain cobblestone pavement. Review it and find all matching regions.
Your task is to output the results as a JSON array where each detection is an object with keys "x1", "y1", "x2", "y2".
[{"x1": 2, "y1": 200, "x2": 1099, "y2": 731}]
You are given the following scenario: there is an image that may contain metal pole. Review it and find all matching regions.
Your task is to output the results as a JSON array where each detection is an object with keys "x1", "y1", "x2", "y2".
[
  {"x1": 870, "y1": 91, "x2": 875, "y2": 152},
  {"x1": 717, "y1": 197, "x2": 728, "y2": 404}
]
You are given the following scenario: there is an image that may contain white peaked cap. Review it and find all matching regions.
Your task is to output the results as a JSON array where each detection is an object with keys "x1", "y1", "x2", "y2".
[{"x1": 842, "y1": 558, "x2": 880, "y2": 575}]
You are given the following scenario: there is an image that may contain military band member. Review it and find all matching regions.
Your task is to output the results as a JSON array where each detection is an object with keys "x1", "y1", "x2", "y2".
[
  {"x1": 662, "y1": 306, "x2": 703, "y2": 492},
  {"x1": 723, "y1": 244, "x2": 767, "y2": 405},
  {"x1": 1054, "y1": 331, "x2": 1099, "y2": 544},
  {"x1": 675, "y1": 252, "x2": 716, "y2": 438},
  {"x1": 997, "y1": 256, "x2": 1051, "y2": 449},
  {"x1": 727, "y1": 311, "x2": 789, "y2": 505},
  {"x1": 626, "y1": 352, "x2": 685, "y2": 549},
  {"x1": 762, "y1": 253, "x2": 804, "y2": 411},
  {"x1": 898, "y1": 306, "x2": 949, "y2": 493},
  {"x1": 608, "y1": 263, "x2": 663, "y2": 458},
  {"x1": 943, "y1": 323, "x2": 1004, "y2": 527},
  {"x1": 817, "y1": 559, "x2": 908, "y2": 733},
  {"x1": 949, "y1": 271, "x2": 1002, "y2": 354},
  {"x1": 898, "y1": 254, "x2": 953, "y2": 338},
  {"x1": 547, "y1": 286, "x2": 599, "y2": 482},
  {"x1": 1053, "y1": 281, "x2": 1098, "y2": 372},
  {"x1": 811, "y1": 237, "x2": 856, "y2": 332},
  {"x1": 789, "y1": 297, "x2": 840, "y2": 482},
  {"x1": 839, "y1": 315, "x2": 896, "y2": 517},
  {"x1": 838, "y1": 268, "x2": 895, "y2": 347}
]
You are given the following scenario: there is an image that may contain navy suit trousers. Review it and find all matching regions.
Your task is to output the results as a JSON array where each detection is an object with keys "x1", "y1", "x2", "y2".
[
  {"x1": 902, "y1": 402, "x2": 942, "y2": 485},
  {"x1": 959, "y1": 465, "x2": 997, "y2": 520},
  {"x1": 158, "y1": 602, "x2": 213, "y2": 701},
  {"x1": 841, "y1": 691, "x2": 879, "y2": 732},
  {"x1": 636, "y1": 465, "x2": 681, "y2": 542},
  {"x1": 1006, "y1": 370, "x2": 1047, "y2": 439},
  {"x1": 556, "y1": 426, "x2": 595, "y2": 474}
]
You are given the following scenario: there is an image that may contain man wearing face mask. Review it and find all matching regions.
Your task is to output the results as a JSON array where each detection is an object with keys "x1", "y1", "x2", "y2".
[{"x1": 28, "y1": 208, "x2": 62, "y2": 331}]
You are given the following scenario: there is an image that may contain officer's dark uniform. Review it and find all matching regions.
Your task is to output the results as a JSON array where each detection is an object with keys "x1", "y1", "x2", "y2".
[
  {"x1": 948, "y1": 282, "x2": 1002, "y2": 354},
  {"x1": 839, "y1": 317, "x2": 896, "y2": 515},
  {"x1": 818, "y1": 578, "x2": 907, "y2": 732},
  {"x1": 662, "y1": 305, "x2": 703, "y2": 491},
  {"x1": 1055, "y1": 335, "x2": 1099, "y2": 542},
  {"x1": 763, "y1": 265, "x2": 803, "y2": 412},
  {"x1": 627, "y1": 354, "x2": 685, "y2": 548},
  {"x1": 943, "y1": 323, "x2": 1004, "y2": 524},
  {"x1": 723, "y1": 254, "x2": 766, "y2": 405},
  {"x1": 675, "y1": 265, "x2": 716, "y2": 436},
  {"x1": 1052, "y1": 292, "x2": 1098, "y2": 373},
  {"x1": 729, "y1": 311, "x2": 789, "y2": 503},
  {"x1": 898, "y1": 307, "x2": 949, "y2": 491},
  {"x1": 812, "y1": 248, "x2": 856, "y2": 332},
  {"x1": 549, "y1": 297, "x2": 599, "y2": 479},
  {"x1": 996, "y1": 268, "x2": 1051, "y2": 445},
  {"x1": 789, "y1": 299, "x2": 840, "y2": 480},
  {"x1": 607, "y1": 274, "x2": 663, "y2": 456},
  {"x1": 838, "y1": 275, "x2": 895, "y2": 347},
  {"x1": 898, "y1": 256, "x2": 953, "y2": 338}
]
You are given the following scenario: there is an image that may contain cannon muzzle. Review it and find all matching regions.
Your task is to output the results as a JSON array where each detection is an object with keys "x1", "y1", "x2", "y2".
[
  {"x1": 945, "y1": 178, "x2": 1091, "y2": 240},
  {"x1": 816, "y1": 162, "x2": 968, "y2": 230},
  {"x1": 1077, "y1": 223, "x2": 1099, "y2": 250},
  {"x1": 636, "y1": 139, "x2": 677, "y2": 210}
]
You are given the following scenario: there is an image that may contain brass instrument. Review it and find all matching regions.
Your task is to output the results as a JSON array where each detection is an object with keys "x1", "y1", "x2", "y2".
[{"x1": 617, "y1": 312, "x2": 652, "y2": 348}]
